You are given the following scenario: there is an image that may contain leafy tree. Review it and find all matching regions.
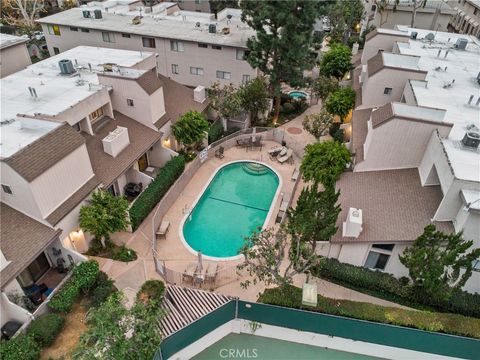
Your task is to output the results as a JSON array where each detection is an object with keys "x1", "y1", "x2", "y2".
[
  {"x1": 1, "y1": 0, "x2": 45, "y2": 36},
  {"x1": 327, "y1": 0, "x2": 364, "y2": 44},
  {"x1": 301, "y1": 140, "x2": 351, "y2": 186},
  {"x1": 241, "y1": 1, "x2": 320, "y2": 122},
  {"x1": 208, "y1": 82, "x2": 243, "y2": 122},
  {"x1": 399, "y1": 225, "x2": 480, "y2": 299},
  {"x1": 319, "y1": 43, "x2": 352, "y2": 80},
  {"x1": 324, "y1": 86, "x2": 356, "y2": 121},
  {"x1": 209, "y1": 0, "x2": 239, "y2": 17},
  {"x1": 171, "y1": 110, "x2": 209, "y2": 148},
  {"x1": 238, "y1": 227, "x2": 321, "y2": 289},
  {"x1": 287, "y1": 183, "x2": 341, "y2": 252},
  {"x1": 311, "y1": 75, "x2": 339, "y2": 102},
  {"x1": 302, "y1": 108, "x2": 334, "y2": 140},
  {"x1": 79, "y1": 190, "x2": 130, "y2": 248},
  {"x1": 238, "y1": 76, "x2": 269, "y2": 125}
]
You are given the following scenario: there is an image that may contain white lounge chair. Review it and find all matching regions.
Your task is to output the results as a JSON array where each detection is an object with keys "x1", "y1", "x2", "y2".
[
  {"x1": 204, "y1": 263, "x2": 218, "y2": 287},
  {"x1": 278, "y1": 149, "x2": 293, "y2": 164},
  {"x1": 156, "y1": 220, "x2": 170, "y2": 239}
]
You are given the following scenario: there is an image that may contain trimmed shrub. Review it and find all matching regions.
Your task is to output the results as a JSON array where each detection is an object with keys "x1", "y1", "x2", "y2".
[
  {"x1": 259, "y1": 285, "x2": 480, "y2": 339},
  {"x1": 90, "y1": 271, "x2": 116, "y2": 308},
  {"x1": 72, "y1": 260, "x2": 100, "y2": 291},
  {"x1": 129, "y1": 155, "x2": 186, "y2": 230},
  {"x1": 313, "y1": 258, "x2": 480, "y2": 318},
  {"x1": 48, "y1": 279, "x2": 80, "y2": 313},
  {"x1": 0, "y1": 335, "x2": 40, "y2": 360},
  {"x1": 112, "y1": 246, "x2": 137, "y2": 262},
  {"x1": 27, "y1": 313, "x2": 65, "y2": 347},
  {"x1": 137, "y1": 280, "x2": 165, "y2": 306},
  {"x1": 208, "y1": 121, "x2": 224, "y2": 143}
]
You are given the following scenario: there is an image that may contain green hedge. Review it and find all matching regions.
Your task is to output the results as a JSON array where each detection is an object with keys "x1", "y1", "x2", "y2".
[
  {"x1": 48, "y1": 260, "x2": 100, "y2": 313},
  {"x1": 90, "y1": 271, "x2": 116, "y2": 308},
  {"x1": 27, "y1": 313, "x2": 65, "y2": 347},
  {"x1": 129, "y1": 155, "x2": 186, "y2": 231},
  {"x1": 137, "y1": 280, "x2": 165, "y2": 306},
  {"x1": 208, "y1": 121, "x2": 224, "y2": 143},
  {"x1": 0, "y1": 335, "x2": 40, "y2": 360},
  {"x1": 313, "y1": 258, "x2": 480, "y2": 318},
  {"x1": 259, "y1": 285, "x2": 480, "y2": 339}
]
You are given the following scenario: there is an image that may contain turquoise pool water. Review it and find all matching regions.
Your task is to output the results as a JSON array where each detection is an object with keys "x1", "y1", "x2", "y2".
[
  {"x1": 183, "y1": 162, "x2": 279, "y2": 258},
  {"x1": 192, "y1": 333, "x2": 384, "y2": 360},
  {"x1": 289, "y1": 90, "x2": 308, "y2": 99}
]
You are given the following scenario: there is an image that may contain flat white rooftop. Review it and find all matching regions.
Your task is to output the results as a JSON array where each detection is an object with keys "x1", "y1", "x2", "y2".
[
  {"x1": 0, "y1": 33, "x2": 28, "y2": 49},
  {"x1": 0, "y1": 46, "x2": 154, "y2": 158},
  {"x1": 383, "y1": 53, "x2": 420, "y2": 70},
  {"x1": 394, "y1": 27, "x2": 480, "y2": 183},
  {"x1": 37, "y1": 7, "x2": 253, "y2": 48},
  {"x1": 392, "y1": 102, "x2": 446, "y2": 123}
]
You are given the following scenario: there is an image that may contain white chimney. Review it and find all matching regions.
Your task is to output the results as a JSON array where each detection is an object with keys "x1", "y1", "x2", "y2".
[
  {"x1": 343, "y1": 207, "x2": 363, "y2": 238},
  {"x1": 194, "y1": 86, "x2": 206, "y2": 103},
  {"x1": 102, "y1": 126, "x2": 130, "y2": 157}
]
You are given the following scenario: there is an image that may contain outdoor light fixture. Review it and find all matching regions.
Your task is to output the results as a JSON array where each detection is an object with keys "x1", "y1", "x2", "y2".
[
  {"x1": 163, "y1": 138, "x2": 171, "y2": 148},
  {"x1": 302, "y1": 283, "x2": 318, "y2": 307}
]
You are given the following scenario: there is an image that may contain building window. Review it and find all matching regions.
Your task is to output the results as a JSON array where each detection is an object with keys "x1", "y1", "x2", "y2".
[
  {"x1": 102, "y1": 32, "x2": 115, "y2": 43},
  {"x1": 1, "y1": 184, "x2": 12, "y2": 195},
  {"x1": 170, "y1": 40, "x2": 184, "y2": 52},
  {"x1": 73, "y1": 122, "x2": 81, "y2": 132},
  {"x1": 89, "y1": 107, "x2": 104, "y2": 121},
  {"x1": 242, "y1": 74, "x2": 251, "y2": 83},
  {"x1": 81, "y1": 28, "x2": 90, "y2": 33},
  {"x1": 70, "y1": 26, "x2": 78, "y2": 31},
  {"x1": 198, "y1": 43, "x2": 208, "y2": 48},
  {"x1": 216, "y1": 70, "x2": 231, "y2": 80},
  {"x1": 384, "y1": 87, "x2": 392, "y2": 95},
  {"x1": 122, "y1": 33, "x2": 131, "y2": 38},
  {"x1": 172, "y1": 64, "x2": 179, "y2": 74},
  {"x1": 475, "y1": 8, "x2": 480, "y2": 16},
  {"x1": 142, "y1": 37, "x2": 156, "y2": 48},
  {"x1": 190, "y1": 67, "x2": 204, "y2": 75},
  {"x1": 473, "y1": 259, "x2": 480, "y2": 272},
  {"x1": 127, "y1": 98, "x2": 134, "y2": 107},
  {"x1": 48, "y1": 25, "x2": 61, "y2": 36},
  {"x1": 212, "y1": 45, "x2": 222, "y2": 50},
  {"x1": 364, "y1": 244, "x2": 394, "y2": 271},
  {"x1": 53, "y1": 47, "x2": 60, "y2": 55},
  {"x1": 236, "y1": 49, "x2": 250, "y2": 60}
]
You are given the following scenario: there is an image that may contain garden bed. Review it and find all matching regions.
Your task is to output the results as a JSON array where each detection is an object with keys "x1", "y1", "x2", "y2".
[
  {"x1": 85, "y1": 238, "x2": 137, "y2": 262},
  {"x1": 258, "y1": 285, "x2": 480, "y2": 339}
]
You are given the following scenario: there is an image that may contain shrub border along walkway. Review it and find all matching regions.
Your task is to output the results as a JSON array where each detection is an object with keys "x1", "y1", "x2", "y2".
[{"x1": 258, "y1": 285, "x2": 480, "y2": 339}]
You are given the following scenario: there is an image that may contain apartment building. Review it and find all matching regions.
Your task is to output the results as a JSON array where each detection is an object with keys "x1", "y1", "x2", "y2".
[
  {"x1": 0, "y1": 45, "x2": 207, "y2": 332},
  {"x1": 175, "y1": 0, "x2": 212, "y2": 13},
  {"x1": 37, "y1": 3, "x2": 257, "y2": 88},
  {"x1": 0, "y1": 34, "x2": 31, "y2": 78},
  {"x1": 365, "y1": 0, "x2": 455, "y2": 31},
  {"x1": 447, "y1": 0, "x2": 480, "y2": 38},
  {"x1": 319, "y1": 27, "x2": 480, "y2": 293}
]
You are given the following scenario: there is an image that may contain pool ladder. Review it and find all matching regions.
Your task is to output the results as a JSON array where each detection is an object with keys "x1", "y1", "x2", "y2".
[{"x1": 182, "y1": 204, "x2": 192, "y2": 220}]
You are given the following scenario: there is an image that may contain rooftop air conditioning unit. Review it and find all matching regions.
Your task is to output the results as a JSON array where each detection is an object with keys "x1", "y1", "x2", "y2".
[
  {"x1": 454, "y1": 38, "x2": 468, "y2": 50},
  {"x1": 410, "y1": 31, "x2": 418, "y2": 40},
  {"x1": 93, "y1": 9, "x2": 102, "y2": 19},
  {"x1": 132, "y1": 16, "x2": 141, "y2": 25},
  {"x1": 209, "y1": 24, "x2": 216, "y2": 34},
  {"x1": 222, "y1": 27, "x2": 230, "y2": 35},
  {"x1": 461, "y1": 132, "x2": 480, "y2": 149},
  {"x1": 58, "y1": 59, "x2": 75, "y2": 75},
  {"x1": 82, "y1": 10, "x2": 91, "y2": 18},
  {"x1": 342, "y1": 207, "x2": 363, "y2": 238}
]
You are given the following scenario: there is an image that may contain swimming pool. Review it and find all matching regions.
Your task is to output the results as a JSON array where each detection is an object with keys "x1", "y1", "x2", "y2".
[
  {"x1": 181, "y1": 161, "x2": 280, "y2": 259},
  {"x1": 288, "y1": 90, "x2": 308, "y2": 100}
]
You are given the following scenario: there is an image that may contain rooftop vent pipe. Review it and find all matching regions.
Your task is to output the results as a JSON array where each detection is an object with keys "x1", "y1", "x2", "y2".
[
  {"x1": 468, "y1": 94, "x2": 474, "y2": 104},
  {"x1": 461, "y1": 132, "x2": 480, "y2": 149}
]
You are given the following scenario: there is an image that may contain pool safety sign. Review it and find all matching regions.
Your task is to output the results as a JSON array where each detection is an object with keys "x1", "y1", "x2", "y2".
[{"x1": 200, "y1": 148, "x2": 208, "y2": 163}]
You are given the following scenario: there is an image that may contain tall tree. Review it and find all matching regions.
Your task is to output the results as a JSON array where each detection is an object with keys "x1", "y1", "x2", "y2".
[
  {"x1": 324, "y1": 86, "x2": 356, "y2": 121},
  {"x1": 287, "y1": 182, "x2": 341, "y2": 251},
  {"x1": 238, "y1": 76, "x2": 269, "y2": 125},
  {"x1": 241, "y1": 1, "x2": 319, "y2": 122},
  {"x1": 1, "y1": 0, "x2": 45, "y2": 35},
  {"x1": 300, "y1": 140, "x2": 351, "y2": 186},
  {"x1": 410, "y1": 0, "x2": 427, "y2": 28},
  {"x1": 328, "y1": 0, "x2": 364, "y2": 44},
  {"x1": 311, "y1": 75, "x2": 339, "y2": 102},
  {"x1": 399, "y1": 225, "x2": 480, "y2": 299},
  {"x1": 79, "y1": 190, "x2": 130, "y2": 248},
  {"x1": 302, "y1": 108, "x2": 334, "y2": 140},
  {"x1": 319, "y1": 43, "x2": 352, "y2": 80},
  {"x1": 208, "y1": 82, "x2": 243, "y2": 122},
  {"x1": 238, "y1": 227, "x2": 321, "y2": 289},
  {"x1": 171, "y1": 110, "x2": 209, "y2": 149}
]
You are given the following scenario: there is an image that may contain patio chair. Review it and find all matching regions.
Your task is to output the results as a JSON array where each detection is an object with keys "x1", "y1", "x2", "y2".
[
  {"x1": 182, "y1": 263, "x2": 197, "y2": 285},
  {"x1": 215, "y1": 146, "x2": 225, "y2": 159},
  {"x1": 277, "y1": 149, "x2": 293, "y2": 164},
  {"x1": 268, "y1": 145, "x2": 283, "y2": 155},
  {"x1": 250, "y1": 136, "x2": 263, "y2": 151},
  {"x1": 156, "y1": 220, "x2": 170, "y2": 240},
  {"x1": 204, "y1": 263, "x2": 218, "y2": 287},
  {"x1": 236, "y1": 138, "x2": 250, "y2": 148}
]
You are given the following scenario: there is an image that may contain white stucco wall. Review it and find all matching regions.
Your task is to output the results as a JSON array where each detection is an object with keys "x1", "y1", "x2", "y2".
[
  {"x1": 0, "y1": 42, "x2": 31, "y2": 78},
  {"x1": 30, "y1": 145, "x2": 95, "y2": 219},
  {"x1": 361, "y1": 34, "x2": 409, "y2": 65},
  {"x1": 337, "y1": 243, "x2": 370, "y2": 266}
]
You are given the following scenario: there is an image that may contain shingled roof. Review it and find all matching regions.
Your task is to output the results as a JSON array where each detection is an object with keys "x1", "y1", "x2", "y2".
[
  {"x1": 0, "y1": 203, "x2": 61, "y2": 288},
  {"x1": 3, "y1": 124, "x2": 85, "y2": 182},
  {"x1": 367, "y1": 52, "x2": 385, "y2": 77},
  {"x1": 136, "y1": 69, "x2": 163, "y2": 95},
  {"x1": 331, "y1": 169, "x2": 453, "y2": 244},
  {"x1": 371, "y1": 103, "x2": 394, "y2": 127},
  {"x1": 351, "y1": 108, "x2": 373, "y2": 164}
]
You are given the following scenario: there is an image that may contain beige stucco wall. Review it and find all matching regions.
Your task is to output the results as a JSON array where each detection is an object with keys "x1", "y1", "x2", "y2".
[
  {"x1": 361, "y1": 69, "x2": 427, "y2": 108},
  {"x1": 372, "y1": 7, "x2": 453, "y2": 31},
  {"x1": 361, "y1": 34, "x2": 409, "y2": 65},
  {"x1": 357, "y1": 117, "x2": 452, "y2": 172},
  {"x1": 30, "y1": 144, "x2": 95, "y2": 219},
  {"x1": 176, "y1": 0, "x2": 211, "y2": 13},
  {"x1": 40, "y1": 24, "x2": 257, "y2": 87},
  {"x1": 0, "y1": 43, "x2": 31, "y2": 78}
]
